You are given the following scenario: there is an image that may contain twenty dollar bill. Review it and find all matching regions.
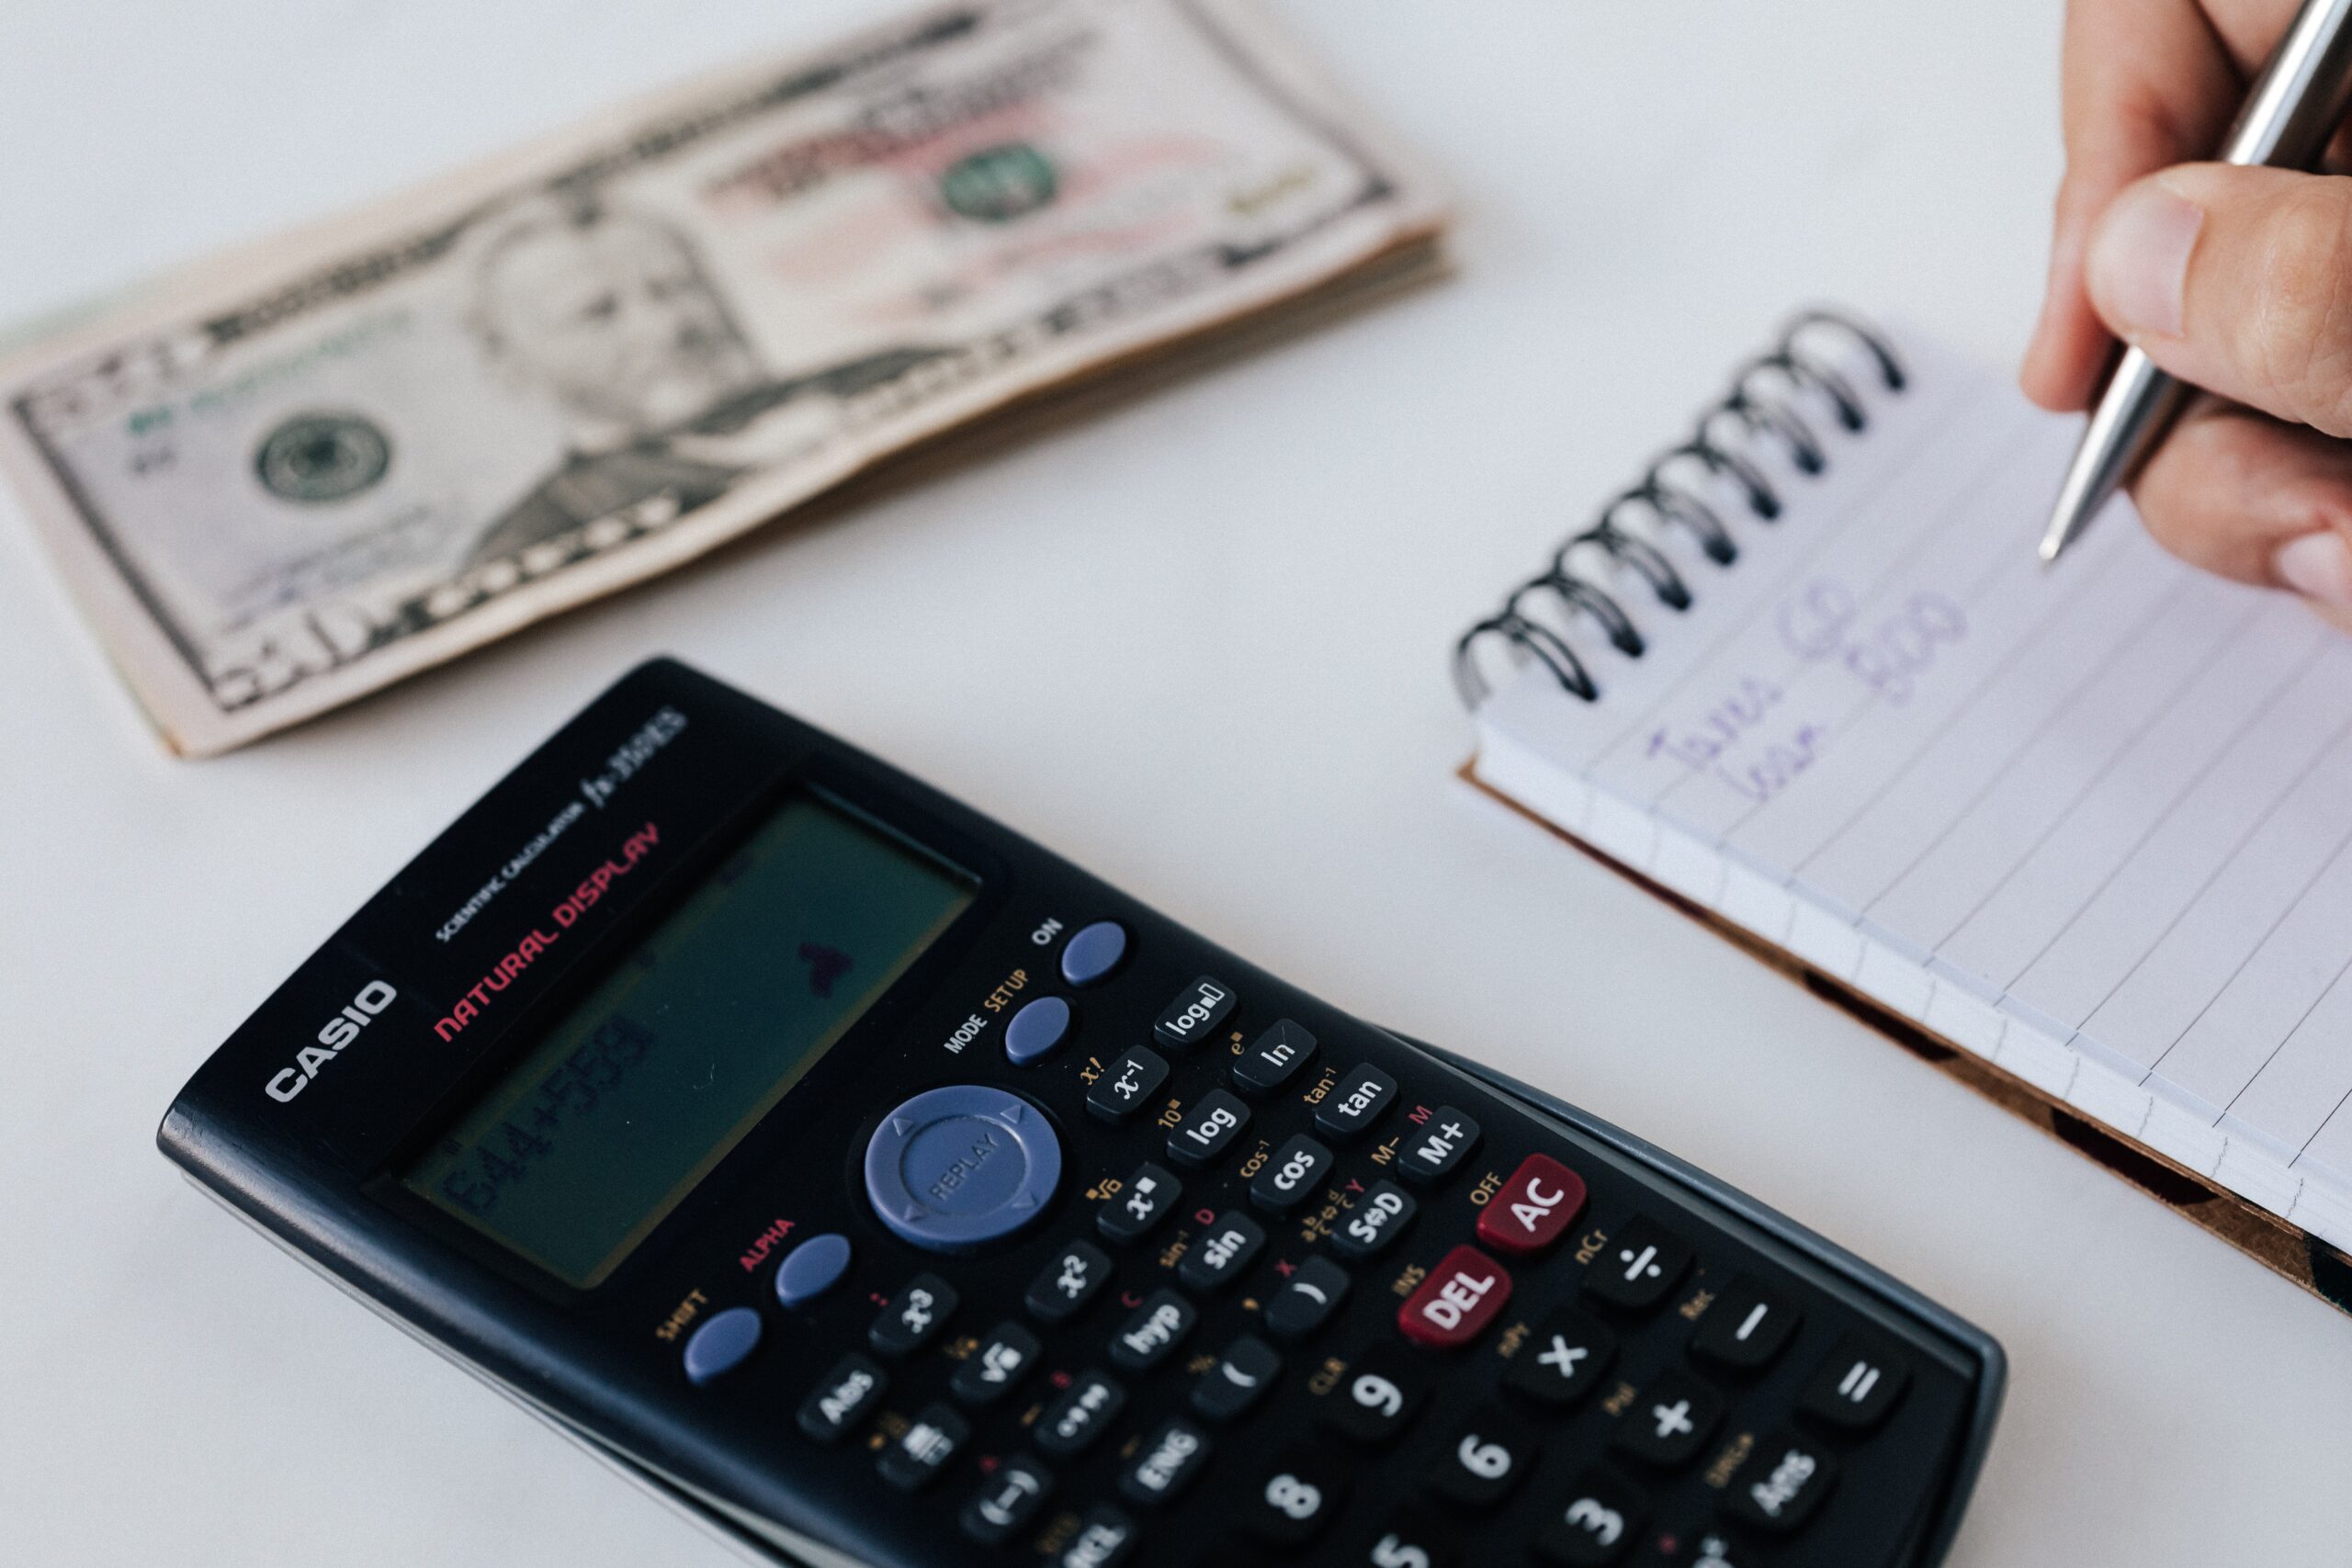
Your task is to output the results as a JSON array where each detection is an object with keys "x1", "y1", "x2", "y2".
[{"x1": 0, "y1": 0, "x2": 1444, "y2": 754}]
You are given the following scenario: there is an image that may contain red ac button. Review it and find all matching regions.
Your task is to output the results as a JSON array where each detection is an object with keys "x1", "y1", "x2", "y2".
[{"x1": 1476, "y1": 1154, "x2": 1589, "y2": 1258}]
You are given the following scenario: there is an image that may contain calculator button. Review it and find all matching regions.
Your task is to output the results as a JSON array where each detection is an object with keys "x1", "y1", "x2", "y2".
[
  {"x1": 1232, "y1": 1020, "x2": 1317, "y2": 1095},
  {"x1": 1397, "y1": 1245, "x2": 1512, "y2": 1349},
  {"x1": 1583, "y1": 1218, "x2": 1692, "y2": 1312},
  {"x1": 1396, "y1": 1107, "x2": 1481, "y2": 1186},
  {"x1": 1004, "y1": 995, "x2": 1074, "y2": 1065},
  {"x1": 950, "y1": 1321, "x2": 1041, "y2": 1405},
  {"x1": 1239, "y1": 1444, "x2": 1350, "y2": 1546},
  {"x1": 1689, "y1": 1277, "x2": 1801, "y2": 1372},
  {"x1": 863, "y1": 1084, "x2": 1062, "y2": 1253},
  {"x1": 1035, "y1": 1371, "x2": 1126, "y2": 1456},
  {"x1": 1428, "y1": 1403, "x2": 1537, "y2": 1508},
  {"x1": 1086, "y1": 1046, "x2": 1169, "y2": 1123},
  {"x1": 772, "y1": 1232, "x2": 853, "y2": 1309},
  {"x1": 1059, "y1": 921, "x2": 1127, "y2": 987},
  {"x1": 1167, "y1": 1087, "x2": 1252, "y2": 1168},
  {"x1": 1192, "y1": 1335, "x2": 1282, "y2": 1423},
  {"x1": 960, "y1": 1455, "x2": 1053, "y2": 1545},
  {"x1": 1329, "y1": 1179, "x2": 1417, "y2": 1260},
  {"x1": 1476, "y1": 1153, "x2": 1588, "y2": 1257},
  {"x1": 1798, "y1": 1334, "x2": 1910, "y2": 1431},
  {"x1": 797, "y1": 1353, "x2": 888, "y2": 1442},
  {"x1": 1315, "y1": 1341, "x2": 1430, "y2": 1445},
  {"x1": 1610, "y1": 1369, "x2": 1723, "y2": 1470},
  {"x1": 1534, "y1": 1468, "x2": 1649, "y2": 1566},
  {"x1": 679, "y1": 1305, "x2": 762, "y2": 1385},
  {"x1": 1109, "y1": 1288, "x2": 1198, "y2": 1371},
  {"x1": 1057, "y1": 1503, "x2": 1140, "y2": 1568},
  {"x1": 1026, "y1": 1239, "x2": 1113, "y2": 1323},
  {"x1": 877, "y1": 1402, "x2": 967, "y2": 1491},
  {"x1": 1250, "y1": 1133, "x2": 1335, "y2": 1214},
  {"x1": 1503, "y1": 1306, "x2": 1616, "y2": 1408},
  {"x1": 1367, "y1": 1508, "x2": 1464, "y2": 1568},
  {"x1": 1315, "y1": 1064, "x2": 1396, "y2": 1140},
  {"x1": 1153, "y1": 976, "x2": 1237, "y2": 1051},
  {"x1": 868, "y1": 1273, "x2": 956, "y2": 1357},
  {"x1": 1721, "y1": 1430, "x2": 1838, "y2": 1534},
  {"x1": 1097, "y1": 1162, "x2": 1182, "y2": 1243},
  {"x1": 1117, "y1": 1416, "x2": 1212, "y2": 1506},
  {"x1": 1674, "y1": 1532, "x2": 1769, "y2": 1568},
  {"x1": 1264, "y1": 1255, "x2": 1351, "y2": 1341},
  {"x1": 1178, "y1": 1210, "x2": 1266, "y2": 1292}
]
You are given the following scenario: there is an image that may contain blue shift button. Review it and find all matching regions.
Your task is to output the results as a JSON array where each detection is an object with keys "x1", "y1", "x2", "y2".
[
  {"x1": 774, "y1": 1233, "x2": 854, "y2": 1308},
  {"x1": 1060, "y1": 921, "x2": 1127, "y2": 987},
  {"x1": 1004, "y1": 996, "x2": 1072, "y2": 1065},
  {"x1": 865, "y1": 1085, "x2": 1062, "y2": 1253},
  {"x1": 682, "y1": 1305, "x2": 763, "y2": 1385}
]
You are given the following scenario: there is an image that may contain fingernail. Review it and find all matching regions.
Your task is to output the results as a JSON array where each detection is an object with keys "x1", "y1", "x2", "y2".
[
  {"x1": 2088, "y1": 180, "x2": 2202, "y2": 339},
  {"x1": 2272, "y1": 530, "x2": 2352, "y2": 608}
]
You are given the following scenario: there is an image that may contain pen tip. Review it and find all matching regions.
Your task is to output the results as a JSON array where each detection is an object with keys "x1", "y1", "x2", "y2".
[{"x1": 2038, "y1": 533, "x2": 2064, "y2": 566}]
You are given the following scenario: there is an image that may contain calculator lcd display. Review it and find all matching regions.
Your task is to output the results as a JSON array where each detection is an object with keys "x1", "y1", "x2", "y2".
[{"x1": 400, "y1": 796, "x2": 974, "y2": 1287}]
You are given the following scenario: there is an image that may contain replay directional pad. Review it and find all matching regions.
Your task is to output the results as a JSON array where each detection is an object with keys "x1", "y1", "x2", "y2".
[{"x1": 864, "y1": 1085, "x2": 1062, "y2": 1252}]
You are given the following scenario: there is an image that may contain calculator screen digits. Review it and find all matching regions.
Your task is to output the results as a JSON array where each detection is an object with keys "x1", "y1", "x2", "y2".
[{"x1": 401, "y1": 796, "x2": 974, "y2": 1286}]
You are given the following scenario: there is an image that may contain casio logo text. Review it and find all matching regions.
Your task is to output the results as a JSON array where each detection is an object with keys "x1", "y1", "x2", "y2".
[{"x1": 266, "y1": 981, "x2": 397, "y2": 1102}]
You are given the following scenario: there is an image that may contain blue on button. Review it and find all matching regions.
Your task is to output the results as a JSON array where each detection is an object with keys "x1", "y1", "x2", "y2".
[
  {"x1": 774, "y1": 1233, "x2": 854, "y2": 1308},
  {"x1": 1004, "y1": 996, "x2": 1072, "y2": 1065},
  {"x1": 682, "y1": 1305, "x2": 763, "y2": 1385},
  {"x1": 865, "y1": 1085, "x2": 1062, "y2": 1253},
  {"x1": 1059, "y1": 921, "x2": 1127, "y2": 987}
]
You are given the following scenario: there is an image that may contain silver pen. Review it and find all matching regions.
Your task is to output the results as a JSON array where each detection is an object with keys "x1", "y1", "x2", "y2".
[{"x1": 2040, "y1": 0, "x2": 2352, "y2": 564}]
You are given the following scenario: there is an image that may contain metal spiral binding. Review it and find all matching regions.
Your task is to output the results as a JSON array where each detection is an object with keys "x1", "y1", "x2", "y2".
[{"x1": 1453, "y1": 310, "x2": 1906, "y2": 709}]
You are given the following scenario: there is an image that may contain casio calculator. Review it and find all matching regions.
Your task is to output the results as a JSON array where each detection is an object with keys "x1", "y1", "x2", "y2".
[{"x1": 159, "y1": 660, "x2": 2002, "y2": 1568}]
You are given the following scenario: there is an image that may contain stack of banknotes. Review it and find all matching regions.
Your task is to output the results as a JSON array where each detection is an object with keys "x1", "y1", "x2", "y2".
[{"x1": 0, "y1": 0, "x2": 1447, "y2": 754}]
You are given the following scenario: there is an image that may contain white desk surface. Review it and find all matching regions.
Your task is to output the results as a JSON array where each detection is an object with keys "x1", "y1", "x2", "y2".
[{"x1": 3, "y1": 3, "x2": 2346, "y2": 1562}]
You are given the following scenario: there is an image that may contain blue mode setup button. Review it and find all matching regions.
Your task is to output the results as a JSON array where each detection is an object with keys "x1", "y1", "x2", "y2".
[{"x1": 865, "y1": 1085, "x2": 1062, "y2": 1252}]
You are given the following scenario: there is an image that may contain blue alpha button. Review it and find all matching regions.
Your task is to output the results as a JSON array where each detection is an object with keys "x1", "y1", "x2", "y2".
[{"x1": 865, "y1": 1086, "x2": 1062, "y2": 1252}]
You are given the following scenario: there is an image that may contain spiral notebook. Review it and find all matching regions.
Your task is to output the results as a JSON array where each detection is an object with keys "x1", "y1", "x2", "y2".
[{"x1": 1457, "y1": 312, "x2": 2352, "y2": 1313}]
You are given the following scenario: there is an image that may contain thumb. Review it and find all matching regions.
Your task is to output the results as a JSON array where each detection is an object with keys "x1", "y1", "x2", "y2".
[{"x1": 2086, "y1": 163, "x2": 2352, "y2": 438}]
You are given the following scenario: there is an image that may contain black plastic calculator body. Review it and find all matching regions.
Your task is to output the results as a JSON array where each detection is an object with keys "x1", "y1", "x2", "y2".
[{"x1": 158, "y1": 660, "x2": 2002, "y2": 1568}]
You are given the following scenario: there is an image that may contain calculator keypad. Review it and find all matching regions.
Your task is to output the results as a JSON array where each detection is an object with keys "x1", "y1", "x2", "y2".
[
  {"x1": 1025, "y1": 1240, "x2": 1112, "y2": 1323},
  {"x1": 1087, "y1": 1047, "x2": 1169, "y2": 1123},
  {"x1": 739, "y1": 916, "x2": 1987, "y2": 1568},
  {"x1": 961, "y1": 1456, "x2": 1053, "y2": 1544},
  {"x1": 1249, "y1": 1134, "x2": 1333, "y2": 1214},
  {"x1": 1176, "y1": 1211, "x2": 1264, "y2": 1292},
  {"x1": 1108, "y1": 1289, "x2": 1197, "y2": 1371},
  {"x1": 1231, "y1": 1020, "x2": 1317, "y2": 1095},
  {"x1": 878, "y1": 1403, "x2": 967, "y2": 1490},
  {"x1": 1192, "y1": 1335, "x2": 1281, "y2": 1424},
  {"x1": 868, "y1": 1275, "x2": 956, "y2": 1358},
  {"x1": 1097, "y1": 1164, "x2": 1182, "y2": 1243},
  {"x1": 1262, "y1": 1255, "x2": 1349, "y2": 1342},
  {"x1": 949, "y1": 1322, "x2": 1039, "y2": 1405},
  {"x1": 1166, "y1": 1088, "x2": 1251, "y2": 1168},
  {"x1": 1036, "y1": 1371, "x2": 1126, "y2": 1456},
  {"x1": 1313, "y1": 1064, "x2": 1396, "y2": 1140},
  {"x1": 1582, "y1": 1217, "x2": 1692, "y2": 1311}
]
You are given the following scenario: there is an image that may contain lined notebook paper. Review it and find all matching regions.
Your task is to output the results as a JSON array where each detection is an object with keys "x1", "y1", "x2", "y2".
[{"x1": 1461, "y1": 316, "x2": 2352, "y2": 1269}]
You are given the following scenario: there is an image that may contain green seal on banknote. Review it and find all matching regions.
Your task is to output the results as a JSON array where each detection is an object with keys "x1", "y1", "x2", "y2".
[
  {"x1": 938, "y1": 143, "x2": 1057, "y2": 222},
  {"x1": 253, "y1": 412, "x2": 392, "y2": 503}
]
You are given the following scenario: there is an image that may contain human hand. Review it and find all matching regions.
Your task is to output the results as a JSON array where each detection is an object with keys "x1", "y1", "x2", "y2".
[{"x1": 2021, "y1": 0, "x2": 2352, "y2": 621}]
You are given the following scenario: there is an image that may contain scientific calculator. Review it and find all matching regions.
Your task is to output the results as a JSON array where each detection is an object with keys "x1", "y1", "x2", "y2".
[{"x1": 159, "y1": 660, "x2": 2002, "y2": 1568}]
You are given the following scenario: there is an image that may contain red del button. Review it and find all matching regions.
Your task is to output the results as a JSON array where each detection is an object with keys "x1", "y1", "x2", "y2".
[
  {"x1": 1398, "y1": 1245, "x2": 1513, "y2": 1349},
  {"x1": 1475, "y1": 1154, "x2": 1588, "y2": 1257}
]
